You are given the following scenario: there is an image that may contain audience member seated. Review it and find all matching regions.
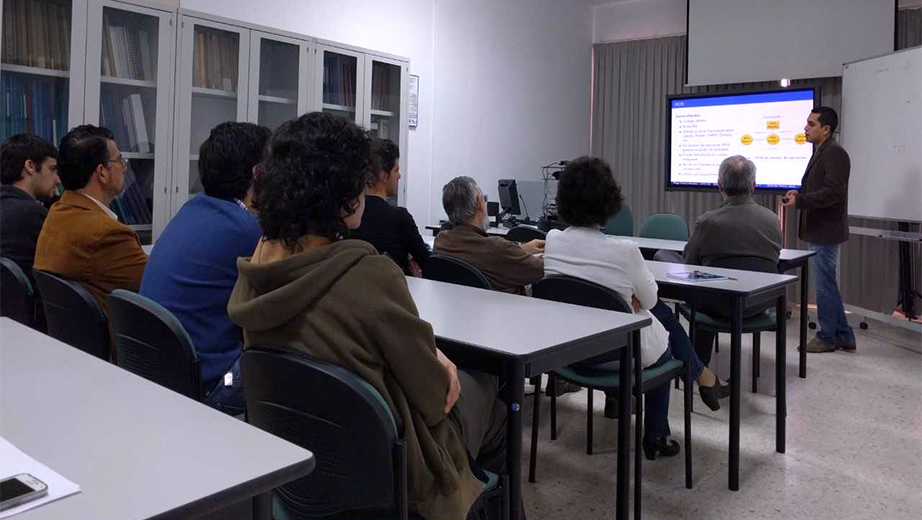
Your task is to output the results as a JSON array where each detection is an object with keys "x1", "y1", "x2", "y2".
[
  {"x1": 34, "y1": 125, "x2": 148, "y2": 352},
  {"x1": 434, "y1": 176, "x2": 544, "y2": 294},
  {"x1": 667, "y1": 156, "x2": 783, "y2": 366},
  {"x1": 227, "y1": 112, "x2": 506, "y2": 520},
  {"x1": 1, "y1": 134, "x2": 60, "y2": 280},
  {"x1": 351, "y1": 138, "x2": 429, "y2": 275},
  {"x1": 140, "y1": 122, "x2": 269, "y2": 416},
  {"x1": 543, "y1": 156, "x2": 729, "y2": 460}
]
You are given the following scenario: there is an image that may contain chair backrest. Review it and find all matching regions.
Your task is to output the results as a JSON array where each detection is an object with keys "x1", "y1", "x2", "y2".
[
  {"x1": 424, "y1": 253, "x2": 492, "y2": 290},
  {"x1": 1, "y1": 258, "x2": 35, "y2": 327},
  {"x1": 601, "y1": 205, "x2": 633, "y2": 236},
  {"x1": 532, "y1": 274, "x2": 632, "y2": 314},
  {"x1": 106, "y1": 289, "x2": 202, "y2": 400},
  {"x1": 32, "y1": 270, "x2": 110, "y2": 360},
  {"x1": 708, "y1": 255, "x2": 780, "y2": 274},
  {"x1": 639, "y1": 213, "x2": 689, "y2": 241},
  {"x1": 241, "y1": 347, "x2": 405, "y2": 519},
  {"x1": 505, "y1": 225, "x2": 547, "y2": 243}
]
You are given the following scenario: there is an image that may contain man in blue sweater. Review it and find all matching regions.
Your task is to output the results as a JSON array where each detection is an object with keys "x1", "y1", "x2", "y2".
[{"x1": 141, "y1": 122, "x2": 269, "y2": 415}]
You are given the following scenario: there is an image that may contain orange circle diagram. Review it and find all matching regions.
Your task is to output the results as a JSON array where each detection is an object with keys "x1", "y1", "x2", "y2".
[
  {"x1": 795, "y1": 133, "x2": 807, "y2": 144},
  {"x1": 767, "y1": 134, "x2": 781, "y2": 145},
  {"x1": 741, "y1": 134, "x2": 753, "y2": 145}
]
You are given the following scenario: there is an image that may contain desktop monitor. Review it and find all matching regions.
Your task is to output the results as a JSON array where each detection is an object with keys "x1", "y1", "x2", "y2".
[{"x1": 497, "y1": 179, "x2": 521, "y2": 216}]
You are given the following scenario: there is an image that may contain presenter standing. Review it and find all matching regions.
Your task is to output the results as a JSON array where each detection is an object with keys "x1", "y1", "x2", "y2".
[{"x1": 782, "y1": 107, "x2": 856, "y2": 353}]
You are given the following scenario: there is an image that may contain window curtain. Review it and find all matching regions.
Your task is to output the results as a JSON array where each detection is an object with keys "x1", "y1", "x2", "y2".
[{"x1": 590, "y1": 9, "x2": 921, "y2": 315}]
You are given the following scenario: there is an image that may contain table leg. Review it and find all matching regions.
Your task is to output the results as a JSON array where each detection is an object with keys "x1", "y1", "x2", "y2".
[
  {"x1": 633, "y1": 331, "x2": 643, "y2": 520},
  {"x1": 799, "y1": 262, "x2": 809, "y2": 378},
  {"x1": 729, "y1": 297, "x2": 743, "y2": 491},
  {"x1": 253, "y1": 492, "x2": 271, "y2": 520},
  {"x1": 507, "y1": 361, "x2": 525, "y2": 520},
  {"x1": 616, "y1": 331, "x2": 635, "y2": 520},
  {"x1": 776, "y1": 293, "x2": 787, "y2": 453}
]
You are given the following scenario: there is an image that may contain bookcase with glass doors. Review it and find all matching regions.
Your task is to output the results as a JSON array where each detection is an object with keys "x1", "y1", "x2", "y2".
[{"x1": 2, "y1": 3, "x2": 410, "y2": 244}]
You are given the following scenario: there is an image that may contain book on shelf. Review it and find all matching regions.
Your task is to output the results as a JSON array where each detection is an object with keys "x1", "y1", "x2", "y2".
[
  {"x1": 193, "y1": 28, "x2": 238, "y2": 92},
  {"x1": 100, "y1": 91, "x2": 151, "y2": 153},
  {"x1": 370, "y1": 62, "x2": 393, "y2": 112},
  {"x1": 1, "y1": 72, "x2": 68, "y2": 143},
  {"x1": 322, "y1": 54, "x2": 356, "y2": 108},
  {"x1": 108, "y1": 168, "x2": 152, "y2": 225},
  {"x1": 2, "y1": 0, "x2": 72, "y2": 71},
  {"x1": 101, "y1": 17, "x2": 155, "y2": 81}
]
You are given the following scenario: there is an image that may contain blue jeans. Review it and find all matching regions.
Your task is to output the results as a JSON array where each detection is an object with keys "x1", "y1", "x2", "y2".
[
  {"x1": 204, "y1": 357, "x2": 246, "y2": 416},
  {"x1": 810, "y1": 244, "x2": 856, "y2": 347}
]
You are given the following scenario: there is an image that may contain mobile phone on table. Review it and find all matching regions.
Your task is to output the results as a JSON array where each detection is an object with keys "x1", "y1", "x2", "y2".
[{"x1": 0, "y1": 473, "x2": 48, "y2": 511}]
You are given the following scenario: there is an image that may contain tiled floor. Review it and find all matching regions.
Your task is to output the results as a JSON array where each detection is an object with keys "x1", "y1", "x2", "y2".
[{"x1": 520, "y1": 318, "x2": 922, "y2": 520}]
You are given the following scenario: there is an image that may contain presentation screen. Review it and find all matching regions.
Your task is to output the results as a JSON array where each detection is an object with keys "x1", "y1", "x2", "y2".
[{"x1": 665, "y1": 88, "x2": 817, "y2": 193}]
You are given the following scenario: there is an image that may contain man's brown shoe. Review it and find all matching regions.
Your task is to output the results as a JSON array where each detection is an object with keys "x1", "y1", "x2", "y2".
[{"x1": 804, "y1": 337, "x2": 836, "y2": 353}]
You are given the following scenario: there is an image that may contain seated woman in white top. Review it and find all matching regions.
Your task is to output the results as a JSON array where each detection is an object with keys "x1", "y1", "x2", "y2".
[{"x1": 543, "y1": 156, "x2": 728, "y2": 460}]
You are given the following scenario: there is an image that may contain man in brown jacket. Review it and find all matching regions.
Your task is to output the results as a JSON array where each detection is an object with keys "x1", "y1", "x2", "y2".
[
  {"x1": 34, "y1": 125, "x2": 148, "y2": 329},
  {"x1": 782, "y1": 107, "x2": 856, "y2": 353},
  {"x1": 434, "y1": 176, "x2": 544, "y2": 294}
]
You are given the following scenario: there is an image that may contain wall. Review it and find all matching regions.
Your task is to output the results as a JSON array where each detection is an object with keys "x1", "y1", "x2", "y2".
[
  {"x1": 179, "y1": 0, "x2": 436, "y2": 227},
  {"x1": 430, "y1": 0, "x2": 593, "y2": 221},
  {"x1": 594, "y1": 0, "x2": 921, "y2": 44},
  {"x1": 593, "y1": 0, "x2": 686, "y2": 43},
  {"x1": 181, "y1": 0, "x2": 594, "y2": 226}
]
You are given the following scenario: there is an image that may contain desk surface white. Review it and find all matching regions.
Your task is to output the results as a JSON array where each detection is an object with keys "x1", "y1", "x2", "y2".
[
  {"x1": 0, "y1": 318, "x2": 313, "y2": 520},
  {"x1": 623, "y1": 236, "x2": 813, "y2": 263},
  {"x1": 406, "y1": 276, "x2": 650, "y2": 359},
  {"x1": 647, "y1": 260, "x2": 798, "y2": 295}
]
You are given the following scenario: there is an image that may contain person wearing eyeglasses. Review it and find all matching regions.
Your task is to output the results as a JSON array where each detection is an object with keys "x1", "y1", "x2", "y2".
[{"x1": 34, "y1": 125, "x2": 148, "y2": 358}]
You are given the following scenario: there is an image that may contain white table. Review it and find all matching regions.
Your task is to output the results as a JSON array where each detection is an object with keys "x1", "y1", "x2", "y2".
[
  {"x1": 0, "y1": 318, "x2": 315, "y2": 520},
  {"x1": 646, "y1": 261, "x2": 798, "y2": 491},
  {"x1": 406, "y1": 277, "x2": 650, "y2": 520},
  {"x1": 626, "y1": 235, "x2": 815, "y2": 379}
]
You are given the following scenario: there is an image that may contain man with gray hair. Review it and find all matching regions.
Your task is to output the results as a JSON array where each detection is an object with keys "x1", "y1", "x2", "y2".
[
  {"x1": 433, "y1": 176, "x2": 544, "y2": 295},
  {"x1": 680, "y1": 155, "x2": 783, "y2": 365}
]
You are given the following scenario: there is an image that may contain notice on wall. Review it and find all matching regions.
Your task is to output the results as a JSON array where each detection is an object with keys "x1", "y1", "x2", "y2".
[{"x1": 408, "y1": 75, "x2": 419, "y2": 128}]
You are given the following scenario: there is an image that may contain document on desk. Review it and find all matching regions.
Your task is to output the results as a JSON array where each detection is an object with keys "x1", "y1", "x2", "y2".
[
  {"x1": 666, "y1": 271, "x2": 730, "y2": 282},
  {"x1": 0, "y1": 437, "x2": 80, "y2": 518}
]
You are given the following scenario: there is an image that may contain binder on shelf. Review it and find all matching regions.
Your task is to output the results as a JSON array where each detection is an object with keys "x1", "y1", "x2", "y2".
[{"x1": 2, "y1": 0, "x2": 72, "y2": 71}]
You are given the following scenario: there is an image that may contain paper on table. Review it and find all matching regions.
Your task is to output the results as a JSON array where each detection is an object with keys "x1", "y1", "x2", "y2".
[{"x1": 0, "y1": 437, "x2": 81, "y2": 519}]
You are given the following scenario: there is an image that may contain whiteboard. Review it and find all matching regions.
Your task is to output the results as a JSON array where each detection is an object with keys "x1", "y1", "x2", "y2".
[{"x1": 841, "y1": 46, "x2": 922, "y2": 223}]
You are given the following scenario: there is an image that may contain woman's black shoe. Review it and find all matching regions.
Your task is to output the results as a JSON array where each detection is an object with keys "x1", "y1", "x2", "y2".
[
  {"x1": 698, "y1": 382, "x2": 726, "y2": 411},
  {"x1": 642, "y1": 436, "x2": 680, "y2": 460}
]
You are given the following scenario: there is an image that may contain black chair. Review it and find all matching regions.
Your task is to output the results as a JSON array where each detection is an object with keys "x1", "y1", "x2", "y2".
[
  {"x1": 423, "y1": 253, "x2": 492, "y2": 290},
  {"x1": 1, "y1": 258, "x2": 35, "y2": 328},
  {"x1": 529, "y1": 275, "x2": 694, "y2": 504},
  {"x1": 241, "y1": 347, "x2": 504, "y2": 520},
  {"x1": 504, "y1": 225, "x2": 546, "y2": 243},
  {"x1": 106, "y1": 289, "x2": 203, "y2": 401},
  {"x1": 678, "y1": 256, "x2": 780, "y2": 393},
  {"x1": 32, "y1": 270, "x2": 110, "y2": 360}
]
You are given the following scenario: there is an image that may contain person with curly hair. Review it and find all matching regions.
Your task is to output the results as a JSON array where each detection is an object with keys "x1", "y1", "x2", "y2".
[
  {"x1": 543, "y1": 156, "x2": 728, "y2": 461},
  {"x1": 227, "y1": 112, "x2": 506, "y2": 520},
  {"x1": 351, "y1": 138, "x2": 430, "y2": 275}
]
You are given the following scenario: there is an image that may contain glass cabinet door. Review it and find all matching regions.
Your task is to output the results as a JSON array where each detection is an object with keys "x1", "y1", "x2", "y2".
[
  {"x1": 363, "y1": 56, "x2": 408, "y2": 205},
  {"x1": 84, "y1": 0, "x2": 173, "y2": 244},
  {"x1": 172, "y1": 17, "x2": 249, "y2": 217},
  {"x1": 0, "y1": 0, "x2": 85, "y2": 145},
  {"x1": 314, "y1": 45, "x2": 364, "y2": 123},
  {"x1": 248, "y1": 32, "x2": 310, "y2": 132}
]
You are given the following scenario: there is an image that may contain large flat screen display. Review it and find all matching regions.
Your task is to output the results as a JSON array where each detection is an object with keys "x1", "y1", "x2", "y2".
[{"x1": 666, "y1": 88, "x2": 817, "y2": 192}]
